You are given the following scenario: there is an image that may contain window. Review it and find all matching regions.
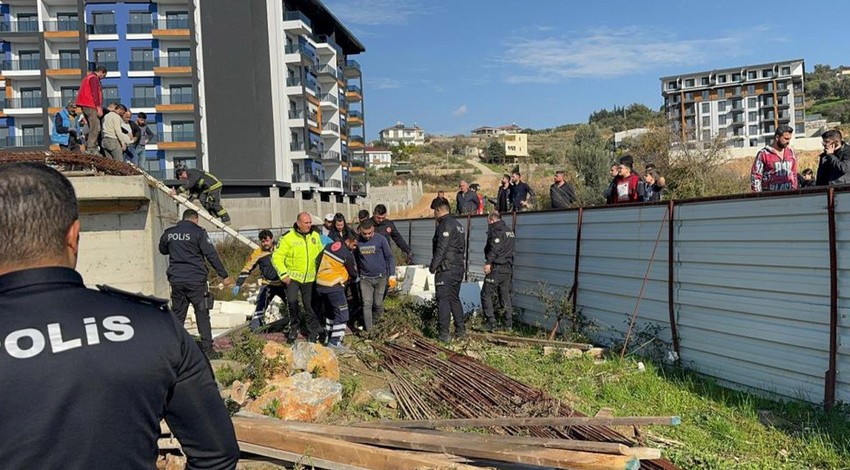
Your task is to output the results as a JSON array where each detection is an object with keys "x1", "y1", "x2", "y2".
[
  {"x1": 16, "y1": 13, "x2": 38, "y2": 32},
  {"x1": 20, "y1": 88, "x2": 42, "y2": 108},
  {"x1": 128, "y1": 11, "x2": 153, "y2": 34},
  {"x1": 762, "y1": 69, "x2": 772, "y2": 78},
  {"x1": 141, "y1": 157, "x2": 162, "y2": 179},
  {"x1": 91, "y1": 11, "x2": 117, "y2": 34},
  {"x1": 685, "y1": 78, "x2": 694, "y2": 87},
  {"x1": 0, "y1": 126, "x2": 9, "y2": 147},
  {"x1": 18, "y1": 50, "x2": 40, "y2": 70},
  {"x1": 702, "y1": 116, "x2": 710, "y2": 126},
  {"x1": 747, "y1": 84, "x2": 756, "y2": 95},
  {"x1": 734, "y1": 86, "x2": 741, "y2": 96},
  {"x1": 60, "y1": 87, "x2": 77, "y2": 106},
  {"x1": 794, "y1": 96, "x2": 804, "y2": 106},
  {"x1": 750, "y1": 138, "x2": 760, "y2": 146},
  {"x1": 169, "y1": 84, "x2": 193, "y2": 104},
  {"x1": 173, "y1": 157, "x2": 197, "y2": 169},
  {"x1": 795, "y1": 110, "x2": 804, "y2": 120},
  {"x1": 164, "y1": 11, "x2": 190, "y2": 29},
  {"x1": 749, "y1": 125, "x2": 758, "y2": 135},
  {"x1": 702, "y1": 90, "x2": 709, "y2": 100},
  {"x1": 58, "y1": 49, "x2": 80, "y2": 69},
  {"x1": 748, "y1": 111, "x2": 757, "y2": 121},
  {"x1": 781, "y1": 66, "x2": 791, "y2": 76},
  {"x1": 171, "y1": 121, "x2": 195, "y2": 141},
  {"x1": 130, "y1": 48, "x2": 154, "y2": 70},
  {"x1": 685, "y1": 92, "x2": 694, "y2": 101},
  {"x1": 796, "y1": 124, "x2": 805, "y2": 134},
  {"x1": 718, "y1": 74, "x2": 727, "y2": 83},
  {"x1": 747, "y1": 70, "x2": 757, "y2": 79},
  {"x1": 701, "y1": 102, "x2": 710, "y2": 113},
  {"x1": 56, "y1": 12, "x2": 79, "y2": 31},
  {"x1": 132, "y1": 85, "x2": 156, "y2": 107},
  {"x1": 22, "y1": 125, "x2": 44, "y2": 146},
  {"x1": 719, "y1": 115, "x2": 727, "y2": 125},
  {"x1": 702, "y1": 130, "x2": 711, "y2": 141},
  {"x1": 732, "y1": 73, "x2": 741, "y2": 82},
  {"x1": 748, "y1": 97, "x2": 757, "y2": 108},
  {"x1": 166, "y1": 48, "x2": 191, "y2": 67},
  {"x1": 102, "y1": 86, "x2": 119, "y2": 104},
  {"x1": 718, "y1": 88, "x2": 726, "y2": 99},
  {"x1": 93, "y1": 49, "x2": 118, "y2": 71},
  {"x1": 667, "y1": 81, "x2": 676, "y2": 90},
  {"x1": 718, "y1": 100, "x2": 726, "y2": 112},
  {"x1": 701, "y1": 76, "x2": 710, "y2": 85}
]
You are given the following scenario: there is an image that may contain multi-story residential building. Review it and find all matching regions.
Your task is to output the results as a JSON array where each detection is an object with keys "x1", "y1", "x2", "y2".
[
  {"x1": 504, "y1": 132, "x2": 527, "y2": 158},
  {"x1": 379, "y1": 121, "x2": 424, "y2": 146},
  {"x1": 660, "y1": 59, "x2": 805, "y2": 148},
  {"x1": 364, "y1": 146, "x2": 391, "y2": 169},
  {"x1": 0, "y1": 0, "x2": 366, "y2": 198},
  {"x1": 471, "y1": 123, "x2": 522, "y2": 137}
]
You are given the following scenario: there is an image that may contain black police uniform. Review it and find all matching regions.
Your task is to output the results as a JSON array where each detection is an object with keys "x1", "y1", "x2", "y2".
[
  {"x1": 0, "y1": 267, "x2": 238, "y2": 469},
  {"x1": 159, "y1": 219, "x2": 229, "y2": 354},
  {"x1": 481, "y1": 219, "x2": 516, "y2": 330},
  {"x1": 373, "y1": 217, "x2": 413, "y2": 263},
  {"x1": 429, "y1": 213, "x2": 466, "y2": 341}
]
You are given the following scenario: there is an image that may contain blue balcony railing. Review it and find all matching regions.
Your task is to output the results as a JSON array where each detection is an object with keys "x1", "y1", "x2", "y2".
[{"x1": 284, "y1": 10, "x2": 312, "y2": 28}]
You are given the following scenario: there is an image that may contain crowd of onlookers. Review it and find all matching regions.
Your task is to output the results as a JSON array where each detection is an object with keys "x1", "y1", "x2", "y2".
[
  {"x1": 752, "y1": 125, "x2": 850, "y2": 192},
  {"x1": 50, "y1": 65, "x2": 154, "y2": 163}
]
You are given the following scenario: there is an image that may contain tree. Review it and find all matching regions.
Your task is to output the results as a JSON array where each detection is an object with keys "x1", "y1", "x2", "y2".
[
  {"x1": 566, "y1": 123, "x2": 610, "y2": 205},
  {"x1": 484, "y1": 139, "x2": 505, "y2": 163}
]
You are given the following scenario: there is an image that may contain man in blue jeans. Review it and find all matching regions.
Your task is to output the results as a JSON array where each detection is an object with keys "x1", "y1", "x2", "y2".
[{"x1": 354, "y1": 218, "x2": 396, "y2": 331}]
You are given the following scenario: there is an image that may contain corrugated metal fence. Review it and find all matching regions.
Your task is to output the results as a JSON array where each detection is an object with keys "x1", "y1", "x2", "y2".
[{"x1": 398, "y1": 188, "x2": 848, "y2": 408}]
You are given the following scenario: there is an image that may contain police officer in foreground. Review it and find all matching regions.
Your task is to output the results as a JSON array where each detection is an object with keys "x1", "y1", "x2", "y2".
[
  {"x1": 480, "y1": 211, "x2": 515, "y2": 331},
  {"x1": 372, "y1": 204, "x2": 413, "y2": 264},
  {"x1": 159, "y1": 209, "x2": 233, "y2": 357},
  {"x1": 0, "y1": 163, "x2": 238, "y2": 469},
  {"x1": 429, "y1": 199, "x2": 467, "y2": 342}
]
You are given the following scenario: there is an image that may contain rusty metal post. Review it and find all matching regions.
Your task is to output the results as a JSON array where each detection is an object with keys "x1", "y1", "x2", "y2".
[
  {"x1": 464, "y1": 214, "x2": 472, "y2": 282},
  {"x1": 571, "y1": 208, "x2": 584, "y2": 316},
  {"x1": 825, "y1": 188, "x2": 838, "y2": 411},
  {"x1": 668, "y1": 200, "x2": 681, "y2": 357}
]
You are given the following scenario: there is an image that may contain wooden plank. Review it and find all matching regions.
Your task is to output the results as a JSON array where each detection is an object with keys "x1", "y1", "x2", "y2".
[
  {"x1": 358, "y1": 416, "x2": 681, "y2": 429},
  {"x1": 466, "y1": 331, "x2": 593, "y2": 350},
  {"x1": 251, "y1": 419, "x2": 639, "y2": 470},
  {"x1": 232, "y1": 417, "x2": 480, "y2": 470},
  {"x1": 239, "y1": 442, "x2": 371, "y2": 470}
]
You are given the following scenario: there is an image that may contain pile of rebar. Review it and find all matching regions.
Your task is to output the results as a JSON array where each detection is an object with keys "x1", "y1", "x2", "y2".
[
  {"x1": 0, "y1": 150, "x2": 142, "y2": 176},
  {"x1": 374, "y1": 335, "x2": 680, "y2": 470}
]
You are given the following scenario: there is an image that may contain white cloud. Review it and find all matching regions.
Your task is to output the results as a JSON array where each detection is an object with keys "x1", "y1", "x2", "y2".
[
  {"x1": 452, "y1": 104, "x2": 468, "y2": 116},
  {"x1": 368, "y1": 77, "x2": 404, "y2": 90},
  {"x1": 325, "y1": 0, "x2": 434, "y2": 26},
  {"x1": 500, "y1": 26, "x2": 756, "y2": 83}
]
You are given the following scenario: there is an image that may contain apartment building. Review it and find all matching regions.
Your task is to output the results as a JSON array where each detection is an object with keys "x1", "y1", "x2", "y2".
[
  {"x1": 504, "y1": 132, "x2": 527, "y2": 157},
  {"x1": 379, "y1": 121, "x2": 424, "y2": 146},
  {"x1": 0, "y1": 0, "x2": 366, "y2": 198},
  {"x1": 660, "y1": 59, "x2": 805, "y2": 148}
]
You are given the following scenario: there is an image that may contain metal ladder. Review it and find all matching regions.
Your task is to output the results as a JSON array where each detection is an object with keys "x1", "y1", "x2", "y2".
[{"x1": 134, "y1": 166, "x2": 259, "y2": 250}]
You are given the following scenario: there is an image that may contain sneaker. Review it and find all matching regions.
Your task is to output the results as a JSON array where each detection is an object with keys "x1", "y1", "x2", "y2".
[
  {"x1": 248, "y1": 319, "x2": 262, "y2": 332},
  {"x1": 483, "y1": 322, "x2": 497, "y2": 333},
  {"x1": 327, "y1": 343, "x2": 354, "y2": 356}
]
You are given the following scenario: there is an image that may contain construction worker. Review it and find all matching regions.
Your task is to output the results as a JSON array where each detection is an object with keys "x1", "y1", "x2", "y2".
[
  {"x1": 0, "y1": 163, "x2": 238, "y2": 468},
  {"x1": 372, "y1": 204, "x2": 413, "y2": 264},
  {"x1": 51, "y1": 101, "x2": 82, "y2": 152},
  {"x1": 430, "y1": 198, "x2": 467, "y2": 342},
  {"x1": 480, "y1": 211, "x2": 515, "y2": 331},
  {"x1": 159, "y1": 209, "x2": 233, "y2": 358},
  {"x1": 233, "y1": 229, "x2": 286, "y2": 332},
  {"x1": 315, "y1": 231, "x2": 359, "y2": 354},
  {"x1": 272, "y1": 212, "x2": 325, "y2": 343},
  {"x1": 171, "y1": 167, "x2": 231, "y2": 224}
]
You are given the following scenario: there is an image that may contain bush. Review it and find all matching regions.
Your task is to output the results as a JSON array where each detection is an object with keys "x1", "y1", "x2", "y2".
[{"x1": 223, "y1": 330, "x2": 287, "y2": 397}]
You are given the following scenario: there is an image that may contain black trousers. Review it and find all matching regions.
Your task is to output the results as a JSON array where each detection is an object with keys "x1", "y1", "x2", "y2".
[
  {"x1": 435, "y1": 270, "x2": 465, "y2": 339},
  {"x1": 201, "y1": 189, "x2": 230, "y2": 223},
  {"x1": 253, "y1": 284, "x2": 287, "y2": 322},
  {"x1": 170, "y1": 283, "x2": 212, "y2": 349},
  {"x1": 286, "y1": 280, "x2": 322, "y2": 340},
  {"x1": 481, "y1": 264, "x2": 513, "y2": 327}
]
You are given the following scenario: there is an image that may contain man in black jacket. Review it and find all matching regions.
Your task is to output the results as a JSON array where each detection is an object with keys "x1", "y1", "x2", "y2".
[
  {"x1": 816, "y1": 129, "x2": 850, "y2": 186},
  {"x1": 430, "y1": 190, "x2": 450, "y2": 210},
  {"x1": 480, "y1": 211, "x2": 515, "y2": 331},
  {"x1": 549, "y1": 170, "x2": 577, "y2": 209},
  {"x1": 456, "y1": 180, "x2": 480, "y2": 214},
  {"x1": 159, "y1": 209, "x2": 233, "y2": 356},
  {"x1": 372, "y1": 204, "x2": 413, "y2": 263},
  {"x1": 0, "y1": 163, "x2": 238, "y2": 469},
  {"x1": 430, "y1": 199, "x2": 467, "y2": 342},
  {"x1": 509, "y1": 170, "x2": 533, "y2": 211},
  {"x1": 488, "y1": 174, "x2": 511, "y2": 212}
]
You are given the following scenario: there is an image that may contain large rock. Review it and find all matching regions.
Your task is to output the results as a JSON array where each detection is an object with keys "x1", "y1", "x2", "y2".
[
  {"x1": 262, "y1": 340, "x2": 294, "y2": 381},
  {"x1": 246, "y1": 372, "x2": 342, "y2": 421},
  {"x1": 291, "y1": 342, "x2": 340, "y2": 381}
]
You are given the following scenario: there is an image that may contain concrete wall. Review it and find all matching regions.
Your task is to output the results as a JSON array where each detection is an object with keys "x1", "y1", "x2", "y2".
[{"x1": 72, "y1": 175, "x2": 178, "y2": 298}]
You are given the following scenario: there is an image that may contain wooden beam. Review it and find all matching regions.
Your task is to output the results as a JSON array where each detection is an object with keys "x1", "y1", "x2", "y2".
[
  {"x1": 232, "y1": 417, "x2": 480, "y2": 470},
  {"x1": 256, "y1": 420, "x2": 639, "y2": 470},
  {"x1": 466, "y1": 331, "x2": 593, "y2": 350},
  {"x1": 238, "y1": 442, "x2": 371, "y2": 470},
  {"x1": 359, "y1": 416, "x2": 681, "y2": 429}
]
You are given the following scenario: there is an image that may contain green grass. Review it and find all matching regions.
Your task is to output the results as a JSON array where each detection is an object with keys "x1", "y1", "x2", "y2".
[{"x1": 476, "y1": 345, "x2": 850, "y2": 469}]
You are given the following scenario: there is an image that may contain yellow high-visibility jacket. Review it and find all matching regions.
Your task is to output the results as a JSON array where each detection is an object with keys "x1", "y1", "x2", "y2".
[{"x1": 272, "y1": 227, "x2": 324, "y2": 284}]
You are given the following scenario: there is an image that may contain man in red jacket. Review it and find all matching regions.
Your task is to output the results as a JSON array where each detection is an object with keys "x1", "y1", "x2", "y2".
[
  {"x1": 611, "y1": 155, "x2": 641, "y2": 204},
  {"x1": 76, "y1": 65, "x2": 107, "y2": 154}
]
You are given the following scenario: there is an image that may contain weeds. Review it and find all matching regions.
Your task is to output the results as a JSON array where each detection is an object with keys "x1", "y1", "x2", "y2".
[
  {"x1": 221, "y1": 330, "x2": 286, "y2": 397},
  {"x1": 261, "y1": 397, "x2": 281, "y2": 418},
  {"x1": 520, "y1": 281, "x2": 595, "y2": 343}
]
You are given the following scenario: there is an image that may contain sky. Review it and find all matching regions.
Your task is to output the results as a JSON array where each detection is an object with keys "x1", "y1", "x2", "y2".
[{"x1": 324, "y1": 0, "x2": 838, "y2": 140}]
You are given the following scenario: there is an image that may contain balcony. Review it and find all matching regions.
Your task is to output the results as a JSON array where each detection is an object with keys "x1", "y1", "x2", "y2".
[
  {"x1": 290, "y1": 141, "x2": 307, "y2": 152},
  {"x1": 343, "y1": 60, "x2": 361, "y2": 78},
  {"x1": 292, "y1": 173, "x2": 321, "y2": 184},
  {"x1": 152, "y1": 19, "x2": 191, "y2": 38},
  {"x1": 314, "y1": 35, "x2": 343, "y2": 56},
  {"x1": 88, "y1": 61, "x2": 119, "y2": 72},
  {"x1": 349, "y1": 135, "x2": 364, "y2": 148},
  {"x1": 321, "y1": 149, "x2": 340, "y2": 161},
  {"x1": 0, "y1": 134, "x2": 45, "y2": 148},
  {"x1": 318, "y1": 93, "x2": 337, "y2": 107},
  {"x1": 131, "y1": 97, "x2": 157, "y2": 108},
  {"x1": 323, "y1": 178, "x2": 342, "y2": 189},
  {"x1": 43, "y1": 21, "x2": 80, "y2": 41},
  {"x1": 322, "y1": 122, "x2": 339, "y2": 133},
  {"x1": 0, "y1": 19, "x2": 40, "y2": 34},
  {"x1": 1, "y1": 59, "x2": 42, "y2": 77},
  {"x1": 46, "y1": 59, "x2": 82, "y2": 77},
  {"x1": 346, "y1": 85, "x2": 362, "y2": 102},
  {"x1": 2, "y1": 98, "x2": 44, "y2": 115},
  {"x1": 155, "y1": 95, "x2": 195, "y2": 113},
  {"x1": 87, "y1": 23, "x2": 118, "y2": 35},
  {"x1": 127, "y1": 22, "x2": 154, "y2": 34},
  {"x1": 284, "y1": 43, "x2": 316, "y2": 64},
  {"x1": 158, "y1": 131, "x2": 196, "y2": 150},
  {"x1": 153, "y1": 57, "x2": 192, "y2": 76},
  {"x1": 283, "y1": 10, "x2": 312, "y2": 34},
  {"x1": 316, "y1": 65, "x2": 337, "y2": 79},
  {"x1": 348, "y1": 110, "x2": 363, "y2": 126},
  {"x1": 777, "y1": 99, "x2": 790, "y2": 108},
  {"x1": 129, "y1": 59, "x2": 156, "y2": 72}
]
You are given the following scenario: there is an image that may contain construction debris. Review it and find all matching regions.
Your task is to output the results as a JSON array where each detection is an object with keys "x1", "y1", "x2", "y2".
[{"x1": 0, "y1": 150, "x2": 141, "y2": 176}]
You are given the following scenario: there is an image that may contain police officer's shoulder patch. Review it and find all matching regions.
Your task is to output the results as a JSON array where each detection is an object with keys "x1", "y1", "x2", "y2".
[
  {"x1": 331, "y1": 241, "x2": 342, "y2": 251},
  {"x1": 97, "y1": 285, "x2": 170, "y2": 311},
  {"x1": 442, "y1": 231, "x2": 449, "y2": 237},
  {"x1": 387, "y1": 227, "x2": 392, "y2": 233},
  {"x1": 494, "y1": 238, "x2": 500, "y2": 243}
]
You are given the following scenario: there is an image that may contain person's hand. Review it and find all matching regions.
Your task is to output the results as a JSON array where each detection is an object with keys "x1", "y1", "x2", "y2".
[
  {"x1": 406, "y1": 253, "x2": 414, "y2": 264},
  {"x1": 231, "y1": 286, "x2": 241, "y2": 296},
  {"x1": 169, "y1": 189, "x2": 177, "y2": 196},
  {"x1": 121, "y1": 144, "x2": 127, "y2": 151},
  {"x1": 222, "y1": 277, "x2": 235, "y2": 288},
  {"x1": 281, "y1": 275, "x2": 291, "y2": 285},
  {"x1": 826, "y1": 142, "x2": 839, "y2": 155},
  {"x1": 96, "y1": 108, "x2": 103, "y2": 118},
  {"x1": 484, "y1": 264, "x2": 492, "y2": 275},
  {"x1": 388, "y1": 276, "x2": 397, "y2": 290}
]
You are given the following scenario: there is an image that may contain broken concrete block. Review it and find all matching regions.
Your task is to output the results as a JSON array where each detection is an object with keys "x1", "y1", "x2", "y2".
[
  {"x1": 208, "y1": 311, "x2": 247, "y2": 329},
  {"x1": 543, "y1": 346, "x2": 584, "y2": 359},
  {"x1": 290, "y1": 342, "x2": 340, "y2": 381},
  {"x1": 218, "y1": 300, "x2": 254, "y2": 317},
  {"x1": 230, "y1": 380, "x2": 250, "y2": 406},
  {"x1": 585, "y1": 347, "x2": 607, "y2": 359},
  {"x1": 246, "y1": 372, "x2": 342, "y2": 421}
]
